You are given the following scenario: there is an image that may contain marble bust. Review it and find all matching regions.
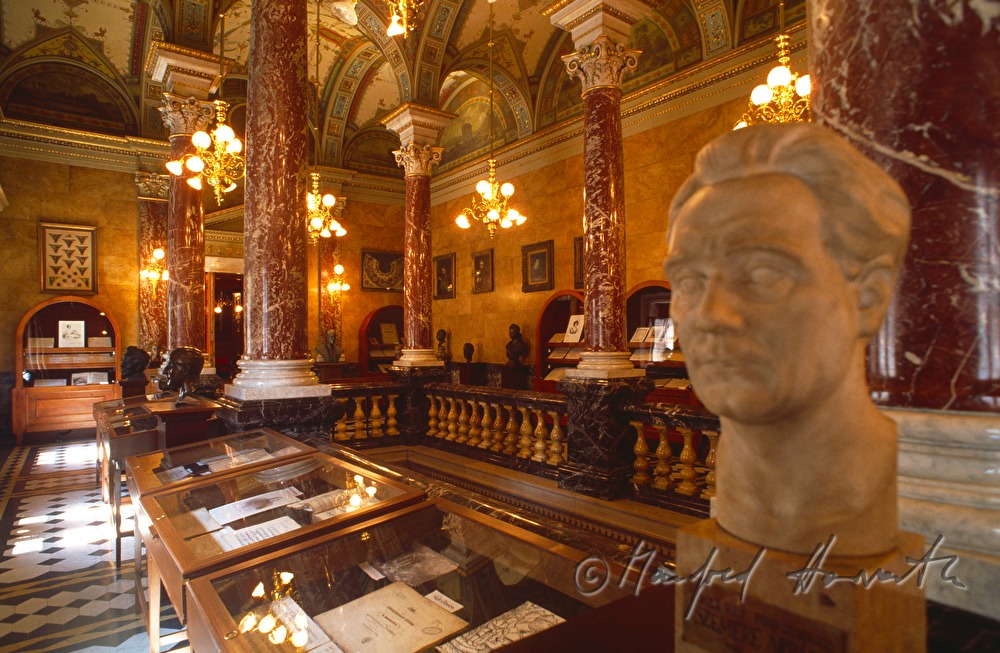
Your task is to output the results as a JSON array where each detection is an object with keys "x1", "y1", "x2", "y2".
[
  {"x1": 315, "y1": 329, "x2": 343, "y2": 363},
  {"x1": 158, "y1": 346, "x2": 205, "y2": 402},
  {"x1": 664, "y1": 123, "x2": 911, "y2": 556}
]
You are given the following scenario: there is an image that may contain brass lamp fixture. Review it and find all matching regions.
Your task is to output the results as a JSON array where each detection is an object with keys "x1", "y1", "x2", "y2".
[
  {"x1": 386, "y1": 0, "x2": 423, "y2": 37},
  {"x1": 733, "y1": 0, "x2": 810, "y2": 130},
  {"x1": 326, "y1": 263, "x2": 350, "y2": 293},
  {"x1": 455, "y1": 0, "x2": 526, "y2": 238},
  {"x1": 213, "y1": 291, "x2": 244, "y2": 318},
  {"x1": 165, "y1": 13, "x2": 245, "y2": 203},
  {"x1": 139, "y1": 247, "x2": 168, "y2": 297}
]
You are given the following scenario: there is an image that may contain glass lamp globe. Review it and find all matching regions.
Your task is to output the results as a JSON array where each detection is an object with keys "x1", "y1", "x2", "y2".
[
  {"x1": 215, "y1": 124, "x2": 236, "y2": 143},
  {"x1": 795, "y1": 74, "x2": 811, "y2": 97},
  {"x1": 192, "y1": 131, "x2": 211, "y2": 149},
  {"x1": 500, "y1": 182, "x2": 514, "y2": 197},
  {"x1": 767, "y1": 64, "x2": 792, "y2": 88},
  {"x1": 750, "y1": 84, "x2": 773, "y2": 106}
]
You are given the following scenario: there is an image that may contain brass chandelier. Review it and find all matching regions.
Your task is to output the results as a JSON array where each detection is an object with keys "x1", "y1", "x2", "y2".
[
  {"x1": 734, "y1": 1, "x2": 810, "y2": 130},
  {"x1": 165, "y1": 13, "x2": 245, "y2": 204},
  {"x1": 455, "y1": 0, "x2": 525, "y2": 238},
  {"x1": 387, "y1": 0, "x2": 423, "y2": 37}
]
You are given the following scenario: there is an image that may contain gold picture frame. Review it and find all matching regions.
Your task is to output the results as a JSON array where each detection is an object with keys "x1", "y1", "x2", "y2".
[{"x1": 39, "y1": 222, "x2": 98, "y2": 294}]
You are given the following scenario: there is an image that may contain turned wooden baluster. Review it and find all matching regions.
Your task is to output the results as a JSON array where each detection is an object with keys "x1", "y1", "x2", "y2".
[
  {"x1": 652, "y1": 424, "x2": 674, "y2": 491},
  {"x1": 427, "y1": 395, "x2": 439, "y2": 437},
  {"x1": 467, "y1": 401, "x2": 482, "y2": 447},
  {"x1": 477, "y1": 402, "x2": 492, "y2": 449},
  {"x1": 490, "y1": 403, "x2": 505, "y2": 452},
  {"x1": 334, "y1": 397, "x2": 350, "y2": 441},
  {"x1": 437, "y1": 395, "x2": 449, "y2": 439},
  {"x1": 701, "y1": 429, "x2": 718, "y2": 499},
  {"x1": 445, "y1": 397, "x2": 458, "y2": 441},
  {"x1": 386, "y1": 394, "x2": 399, "y2": 436},
  {"x1": 457, "y1": 399, "x2": 470, "y2": 444},
  {"x1": 503, "y1": 403, "x2": 519, "y2": 455},
  {"x1": 676, "y1": 427, "x2": 698, "y2": 495},
  {"x1": 546, "y1": 410, "x2": 564, "y2": 465},
  {"x1": 353, "y1": 396, "x2": 367, "y2": 439},
  {"x1": 517, "y1": 407, "x2": 533, "y2": 458},
  {"x1": 371, "y1": 395, "x2": 384, "y2": 437},
  {"x1": 630, "y1": 421, "x2": 651, "y2": 485},
  {"x1": 531, "y1": 409, "x2": 548, "y2": 462}
]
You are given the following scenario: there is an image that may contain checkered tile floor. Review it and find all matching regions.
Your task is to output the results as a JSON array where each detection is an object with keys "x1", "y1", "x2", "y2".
[{"x1": 0, "y1": 441, "x2": 185, "y2": 652}]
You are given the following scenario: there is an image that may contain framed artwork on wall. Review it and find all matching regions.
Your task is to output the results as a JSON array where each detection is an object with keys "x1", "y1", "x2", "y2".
[
  {"x1": 39, "y1": 222, "x2": 98, "y2": 294},
  {"x1": 360, "y1": 250, "x2": 404, "y2": 292},
  {"x1": 573, "y1": 236, "x2": 584, "y2": 289},
  {"x1": 472, "y1": 249, "x2": 493, "y2": 294},
  {"x1": 434, "y1": 252, "x2": 456, "y2": 299},
  {"x1": 521, "y1": 240, "x2": 554, "y2": 293}
]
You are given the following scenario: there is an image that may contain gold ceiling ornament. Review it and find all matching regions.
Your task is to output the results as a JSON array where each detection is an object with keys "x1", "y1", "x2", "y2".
[
  {"x1": 455, "y1": 0, "x2": 526, "y2": 239},
  {"x1": 386, "y1": 0, "x2": 423, "y2": 37},
  {"x1": 733, "y1": 1, "x2": 811, "y2": 130},
  {"x1": 165, "y1": 13, "x2": 245, "y2": 203},
  {"x1": 307, "y1": 1, "x2": 345, "y2": 243}
]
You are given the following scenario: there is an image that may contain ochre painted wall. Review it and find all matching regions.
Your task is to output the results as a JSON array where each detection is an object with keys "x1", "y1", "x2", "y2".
[
  {"x1": 428, "y1": 97, "x2": 745, "y2": 364},
  {"x1": 0, "y1": 156, "x2": 140, "y2": 372}
]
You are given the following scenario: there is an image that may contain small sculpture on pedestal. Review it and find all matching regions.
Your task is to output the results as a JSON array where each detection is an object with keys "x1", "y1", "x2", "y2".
[
  {"x1": 504, "y1": 324, "x2": 528, "y2": 366},
  {"x1": 120, "y1": 346, "x2": 150, "y2": 382},
  {"x1": 436, "y1": 328, "x2": 451, "y2": 361},
  {"x1": 159, "y1": 346, "x2": 205, "y2": 404},
  {"x1": 315, "y1": 329, "x2": 343, "y2": 363},
  {"x1": 462, "y1": 342, "x2": 474, "y2": 363}
]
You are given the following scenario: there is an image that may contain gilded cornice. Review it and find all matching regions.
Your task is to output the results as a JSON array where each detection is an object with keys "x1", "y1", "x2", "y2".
[{"x1": 393, "y1": 143, "x2": 444, "y2": 177}]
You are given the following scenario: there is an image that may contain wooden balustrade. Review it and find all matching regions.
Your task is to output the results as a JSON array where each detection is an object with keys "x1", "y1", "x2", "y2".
[{"x1": 327, "y1": 383, "x2": 405, "y2": 445}]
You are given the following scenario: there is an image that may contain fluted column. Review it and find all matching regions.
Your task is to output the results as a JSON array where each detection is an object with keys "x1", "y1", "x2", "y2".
[
  {"x1": 225, "y1": 0, "x2": 328, "y2": 400},
  {"x1": 159, "y1": 94, "x2": 213, "y2": 351},
  {"x1": 550, "y1": 1, "x2": 649, "y2": 379},
  {"x1": 134, "y1": 172, "x2": 169, "y2": 356},
  {"x1": 382, "y1": 103, "x2": 453, "y2": 367}
]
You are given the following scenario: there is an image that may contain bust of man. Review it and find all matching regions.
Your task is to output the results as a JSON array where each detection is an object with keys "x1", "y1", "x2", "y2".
[
  {"x1": 436, "y1": 328, "x2": 451, "y2": 361},
  {"x1": 505, "y1": 324, "x2": 528, "y2": 366},
  {"x1": 664, "y1": 123, "x2": 910, "y2": 556},
  {"x1": 158, "y1": 346, "x2": 205, "y2": 402},
  {"x1": 120, "y1": 346, "x2": 150, "y2": 382},
  {"x1": 315, "y1": 329, "x2": 343, "y2": 363},
  {"x1": 463, "y1": 342, "x2": 474, "y2": 363}
]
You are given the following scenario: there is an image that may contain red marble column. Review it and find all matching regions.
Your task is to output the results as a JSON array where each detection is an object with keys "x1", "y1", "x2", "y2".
[
  {"x1": 810, "y1": 0, "x2": 1000, "y2": 411},
  {"x1": 135, "y1": 172, "x2": 169, "y2": 356},
  {"x1": 226, "y1": 0, "x2": 327, "y2": 399},
  {"x1": 160, "y1": 95, "x2": 213, "y2": 351},
  {"x1": 561, "y1": 37, "x2": 643, "y2": 378}
]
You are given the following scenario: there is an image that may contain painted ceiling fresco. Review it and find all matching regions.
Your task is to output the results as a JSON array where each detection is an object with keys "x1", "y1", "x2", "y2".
[{"x1": 0, "y1": 0, "x2": 805, "y2": 176}]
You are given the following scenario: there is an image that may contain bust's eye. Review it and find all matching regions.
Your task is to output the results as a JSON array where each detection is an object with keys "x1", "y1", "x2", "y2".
[{"x1": 674, "y1": 274, "x2": 705, "y2": 296}]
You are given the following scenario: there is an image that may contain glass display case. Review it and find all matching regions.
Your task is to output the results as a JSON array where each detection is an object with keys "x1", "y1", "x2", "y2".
[
  {"x1": 185, "y1": 499, "x2": 634, "y2": 653},
  {"x1": 139, "y1": 451, "x2": 426, "y2": 646}
]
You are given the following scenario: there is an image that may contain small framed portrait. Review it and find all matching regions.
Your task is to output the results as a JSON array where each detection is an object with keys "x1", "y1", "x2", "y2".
[
  {"x1": 573, "y1": 236, "x2": 584, "y2": 289},
  {"x1": 58, "y1": 320, "x2": 86, "y2": 348},
  {"x1": 564, "y1": 315, "x2": 585, "y2": 343},
  {"x1": 521, "y1": 240, "x2": 554, "y2": 293},
  {"x1": 472, "y1": 249, "x2": 493, "y2": 294},
  {"x1": 39, "y1": 222, "x2": 98, "y2": 294},
  {"x1": 360, "y1": 250, "x2": 404, "y2": 292},
  {"x1": 434, "y1": 252, "x2": 456, "y2": 299}
]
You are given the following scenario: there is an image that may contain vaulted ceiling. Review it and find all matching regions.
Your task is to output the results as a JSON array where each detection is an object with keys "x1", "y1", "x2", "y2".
[{"x1": 0, "y1": 0, "x2": 805, "y2": 178}]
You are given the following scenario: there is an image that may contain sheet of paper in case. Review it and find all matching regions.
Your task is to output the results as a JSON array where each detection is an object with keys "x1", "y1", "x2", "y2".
[
  {"x1": 208, "y1": 487, "x2": 302, "y2": 524},
  {"x1": 435, "y1": 602, "x2": 565, "y2": 653},
  {"x1": 314, "y1": 582, "x2": 468, "y2": 653},
  {"x1": 376, "y1": 545, "x2": 459, "y2": 587}
]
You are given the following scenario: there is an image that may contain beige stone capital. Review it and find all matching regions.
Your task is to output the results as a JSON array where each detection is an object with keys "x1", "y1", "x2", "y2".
[
  {"x1": 134, "y1": 172, "x2": 170, "y2": 200},
  {"x1": 562, "y1": 36, "x2": 641, "y2": 93},
  {"x1": 381, "y1": 102, "x2": 455, "y2": 148},
  {"x1": 147, "y1": 41, "x2": 229, "y2": 99},
  {"x1": 393, "y1": 143, "x2": 444, "y2": 177},
  {"x1": 160, "y1": 93, "x2": 214, "y2": 136},
  {"x1": 545, "y1": 0, "x2": 654, "y2": 47}
]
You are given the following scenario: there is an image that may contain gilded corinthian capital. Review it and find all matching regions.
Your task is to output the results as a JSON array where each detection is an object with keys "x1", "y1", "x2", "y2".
[
  {"x1": 393, "y1": 143, "x2": 444, "y2": 177},
  {"x1": 160, "y1": 93, "x2": 214, "y2": 136},
  {"x1": 562, "y1": 36, "x2": 641, "y2": 93}
]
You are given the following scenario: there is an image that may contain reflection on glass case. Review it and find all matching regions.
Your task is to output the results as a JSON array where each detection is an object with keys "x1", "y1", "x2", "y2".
[
  {"x1": 185, "y1": 499, "x2": 632, "y2": 653},
  {"x1": 141, "y1": 451, "x2": 426, "y2": 628},
  {"x1": 127, "y1": 428, "x2": 315, "y2": 498}
]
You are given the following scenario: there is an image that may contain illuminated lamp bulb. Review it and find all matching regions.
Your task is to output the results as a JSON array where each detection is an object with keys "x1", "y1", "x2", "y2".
[
  {"x1": 224, "y1": 182, "x2": 238, "y2": 193},
  {"x1": 140, "y1": 270, "x2": 150, "y2": 279},
  {"x1": 329, "y1": 220, "x2": 343, "y2": 233},
  {"x1": 320, "y1": 228, "x2": 331, "y2": 238},
  {"x1": 257, "y1": 613, "x2": 277, "y2": 633},
  {"x1": 750, "y1": 84, "x2": 773, "y2": 106},
  {"x1": 310, "y1": 216, "x2": 324, "y2": 229},
  {"x1": 185, "y1": 156, "x2": 205, "y2": 173},
  {"x1": 252, "y1": 582, "x2": 266, "y2": 598},
  {"x1": 322, "y1": 194, "x2": 336, "y2": 208},
  {"x1": 187, "y1": 177, "x2": 203, "y2": 190},
  {"x1": 239, "y1": 613, "x2": 258, "y2": 633},
  {"x1": 215, "y1": 124, "x2": 235, "y2": 143},
  {"x1": 280, "y1": 572, "x2": 294, "y2": 584},
  {"x1": 192, "y1": 131, "x2": 211, "y2": 149},
  {"x1": 226, "y1": 138, "x2": 243, "y2": 154},
  {"x1": 475, "y1": 179, "x2": 491, "y2": 197},
  {"x1": 234, "y1": 304, "x2": 243, "y2": 313},
  {"x1": 269, "y1": 624, "x2": 288, "y2": 644},
  {"x1": 335, "y1": 226, "x2": 347, "y2": 237},
  {"x1": 366, "y1": 485, "x2": 377, "y2": 498},
  {"x1": 500, "y1": 182, "x2": 514, "y2": 197},
  {"x1": 214, "y1": 306, "x2": 223, "y2": 314},
  {"x1": 341, "y1": 282, "x2": 350, "y2": 291},
  {"x1": 767, "y1": 64, "x2": 791, "y2": 88},
  {"x1": 354, "y1": 475, "x2": 364, "y2": 485},
  {"x1": 734, "y1": 120, "x2": 749, "y2": 130},
  {"x1": 456, "y1": 214, "x2": 471, "y2": 229},
  {"x1": 162, "y1": 270, "x2": 169, "y2": 280},
  {"x1": 500, "y1": 218, "x2": 512, "y2": 228},
  {"x1": 387, "y1": 13, "x2": 404, "y2": 36},
  {"x1": 487, "y1": 209, "x2": 499, "y2": 222},
  {"x1": 153, "y1": 248, "x2": 165, "y2": 260},
  {"x1": 795, "y1": 74, "x2": 811, "y2": 97},
  {"x1": 291, "y1": 629, "x2": 309, "y2": 648},
  {"x1": 334, "y1": 264, "x2": 345, "y2": 275},
  {"x1": 349, "y1": 494, "x2": 362, "y2": 507},
  {"x1": 165, "y1": 160, "x2": 183, "y2": 176}
]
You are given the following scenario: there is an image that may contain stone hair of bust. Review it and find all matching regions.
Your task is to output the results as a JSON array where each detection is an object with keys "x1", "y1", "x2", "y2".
[{"x1": 668, "y1": 123, "x2": 911, "y2": 281}]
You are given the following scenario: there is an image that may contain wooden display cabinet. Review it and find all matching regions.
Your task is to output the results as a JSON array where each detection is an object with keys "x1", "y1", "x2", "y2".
[
  {"x1": 533, "y1": 290, "x2": 584, "y2": 392},
  {"x1": 185, "y1": 498, "x2": 634, "y2": 653},
  {"x1": 13, "y1": 295, "x2": 121, "y2": 443},
  {"x1": 625, "y1": 281, "x2": 698, "y2": 405},
  {"x1": 358, "y1": 304, "x2": 403, "y2": 375}
]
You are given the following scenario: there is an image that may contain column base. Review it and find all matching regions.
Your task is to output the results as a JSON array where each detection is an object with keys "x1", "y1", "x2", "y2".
[
  {"x1": 566, "y1": 351, "x2": 644, "y2": 379},
  {"x1": 394, "y1": 348, "x2": 444, "y2": 368},
  {"x1": 225, "y1": 358, "x2": 331, "y2": 401},
  {"x1": 675, "y1": 519, "x2": 926, "y2": 653}
]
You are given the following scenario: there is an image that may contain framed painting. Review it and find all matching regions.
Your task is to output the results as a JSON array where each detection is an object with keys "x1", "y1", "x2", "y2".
[
  {"x1": 58, "y1": 320, "x2": 86, "y2": 348},
  {"x1": 573, "y1": 236, "x2": 584, "y2": 289},
  {"x1": 472, "y1": 248, "x2": 493, "y2": 294},
  {"x1": 39, "y1": 222, "x2": 98, "y2": 294},
  {"x1": 360, "y1": 250, "x2": 404, "y2": 292},
  {"x1": 522, "y1": 240, "x2": 554, "y2": 293},
  {"x1": 434, "y1": 252, "x2": 456, "y2": 299}
]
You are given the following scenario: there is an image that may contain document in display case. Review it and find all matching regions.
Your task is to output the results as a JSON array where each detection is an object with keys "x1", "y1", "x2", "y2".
[
  {"x1": 139, "y1": 450, "x2": 425, "y2": 639},
  {"x1": 184, "y1": 499, "x2": 633, "y2": 653}
]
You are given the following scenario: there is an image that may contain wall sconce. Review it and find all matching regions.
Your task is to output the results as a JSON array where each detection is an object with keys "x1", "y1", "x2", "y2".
[
  {"x1": 326, "y1": 264, "x2": 350, "y2": 293},
  {"x1": 214, "y1": 291, "x2": 244, "y2": 317},
  {"x1": 139, "y1": 247, "x2": 168, "y2": 297}
]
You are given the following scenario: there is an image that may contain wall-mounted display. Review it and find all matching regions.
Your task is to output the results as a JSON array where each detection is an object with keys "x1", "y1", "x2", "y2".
[
  {"x1": 38, "y1": 222, "x2": 97, "y2": 294},
  {"x1": 472, "y1": 248, "x2": 493, "y2": 294},
  {"x1": 521, "y1": 240, "x2": 554, "y2": 293},
  {"x1": 434, "y1": 252, "x2": 456, "y2": 299},
  {"x1": 360, "y1": 250, "x2": 404, "y2": 292}
]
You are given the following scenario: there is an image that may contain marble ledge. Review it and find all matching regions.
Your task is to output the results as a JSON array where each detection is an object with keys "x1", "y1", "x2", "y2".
[{"x1": 884, "y1": 406, "x2": 1000, "y2": 448}]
